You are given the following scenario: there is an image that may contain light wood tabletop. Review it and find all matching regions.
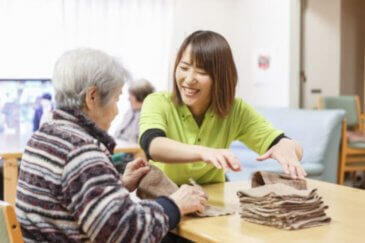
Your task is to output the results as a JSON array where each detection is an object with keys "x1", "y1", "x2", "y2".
[{"x1": 175, "y1": 179, "x2": 365, "y2": 243}]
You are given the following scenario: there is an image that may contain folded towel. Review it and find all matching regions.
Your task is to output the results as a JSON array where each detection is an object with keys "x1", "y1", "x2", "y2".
[
  {"x1": 137, "y1": 165, "x2": 234, "y2": 217},
  {"x1": 137, "y1": 165, "x2": 178, "y2": 199},
  {"x1": 251, "y1": 171, "x2": 307, "y2": 190},
  {"x1": 236, "y1": 171, "x2": 331, "y2": 230}
]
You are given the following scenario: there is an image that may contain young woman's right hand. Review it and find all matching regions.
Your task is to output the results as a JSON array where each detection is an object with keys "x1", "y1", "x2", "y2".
[
  {"x1": 197, "y1": 147, "x2": 241, "y2": 171},
  {"x1": 169, "y1": 185, "x2": 207, "y2": 216}
]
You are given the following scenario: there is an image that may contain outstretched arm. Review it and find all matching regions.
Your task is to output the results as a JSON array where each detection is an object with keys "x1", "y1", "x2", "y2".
[{"x1": 145, "y1": 135, "x2": 240, "y2": 171}]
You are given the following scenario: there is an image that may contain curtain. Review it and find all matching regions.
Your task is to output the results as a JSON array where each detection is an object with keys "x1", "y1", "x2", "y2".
[
  {"x1": 0, "y1": 0, "x2": 174, "y2": 89},
  {"x1": 0, "y1": 0, "x2": 175, "y2": 135}
]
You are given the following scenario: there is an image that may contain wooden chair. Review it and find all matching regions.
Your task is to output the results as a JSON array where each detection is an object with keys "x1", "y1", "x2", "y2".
[
  {"x1": 1, "y1": 153, "x2": 22, "y2": 206},
  {"x1": 0, "y1": 200, "x2": 23, "y2": 243},
  {"x1": 318, "y1": 96, "x2": 365, "y2": 184}
]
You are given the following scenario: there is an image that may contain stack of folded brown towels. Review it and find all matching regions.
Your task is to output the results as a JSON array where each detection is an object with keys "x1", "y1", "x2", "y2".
[{"x1": 237, "y1": 171, "x2": 331, "y2": 230}]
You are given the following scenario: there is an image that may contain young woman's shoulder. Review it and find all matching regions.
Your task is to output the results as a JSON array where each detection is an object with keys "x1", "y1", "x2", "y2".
[
  {"x1": 231, "y1": 97, "x2": 253, "y2": 113},
  {"x1": 141, "y1": 91, "x2": 175, "y2": 115},
  {"x1": 144, "y1": 91, "x2": 173, "y2": 104}
]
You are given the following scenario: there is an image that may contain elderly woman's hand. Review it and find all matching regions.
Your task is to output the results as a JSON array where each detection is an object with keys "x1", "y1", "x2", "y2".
[
  {"x1": 122, "y1": 158, "x2": 150, "y2": 192},
  {"x1": 169, "y1": 184, "x2": 207, "y2": 216},
  {"x1": 256, "y1": 138, "x2": 307, "y2": 179}
]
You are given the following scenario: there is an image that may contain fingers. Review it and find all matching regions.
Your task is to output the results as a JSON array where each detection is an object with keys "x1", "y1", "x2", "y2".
[
  {"x1": 129, "y1": 157, "x2": 148, "y2": 169},
  {"x1": 256, "y1": 150, "x2": 272, "y2": 161},
  {"x1": 209, "y1": 157, "x2": 222, "y2": 169},
  {"x1": 222, "y1": 153, "x2": 241, "y2": 171},
  {"x1": 134, "y1": 166, "x2": 150, "y2": 178},
  {"x1": 196, "y1": 196, "x2": 207, "y2": 213},
  {"x1": 288, "y1": 163, "x2": 297, "y2": 179},
  {"x1": 280, "y1": 159, "x2": 307, "y2": 180},
  {"x1": 203, "y1": 149, "x2": 241, "y2": 172}
]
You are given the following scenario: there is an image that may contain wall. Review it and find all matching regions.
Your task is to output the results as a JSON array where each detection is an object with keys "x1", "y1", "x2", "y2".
[
  {"x1": 302, "y1": 0, "x2": 365, "y2": 109},
  {"x1": 340, "y1": 0, "x2": 365, "y2": 108},
  {"x1": 170, "y1": 0, "x2": 300, "y2": 108},
  {"x1": 233, "y1": 0, "x2": 300, "y2": 108},
  {"x1": 302, "y1": 0, "x2": 342, "y2": 109},
  {"x1": 168, "y1": 0, "x2": 239, "y2": 89}
]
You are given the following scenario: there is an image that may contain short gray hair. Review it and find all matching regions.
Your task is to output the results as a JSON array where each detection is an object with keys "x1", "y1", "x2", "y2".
[
  {"x1": 129, "y1": 79, "x2": 155, "y2": 102},
  {"x1": 52, "y1": 48, "x2": 129, "y2": 109}
]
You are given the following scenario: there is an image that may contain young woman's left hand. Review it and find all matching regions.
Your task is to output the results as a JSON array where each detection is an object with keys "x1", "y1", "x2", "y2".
[
  {"x1": 122, "y1": 158, "x2": 150, "y2": 192},
  {"x1": 256, "y1": 138, "x2": 307, "y2": 179}
]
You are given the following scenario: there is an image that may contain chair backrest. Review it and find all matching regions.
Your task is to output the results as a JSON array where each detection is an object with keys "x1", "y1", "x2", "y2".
[
  {"x1": 1, "y1": 153, "x2": 22, "y2": 206},
  {"x1": 0, "y1": 201, "x2": 23, "y2": 243},
  {"x1": 318, "y1": 96, "x2": 360, "y2": 127}
]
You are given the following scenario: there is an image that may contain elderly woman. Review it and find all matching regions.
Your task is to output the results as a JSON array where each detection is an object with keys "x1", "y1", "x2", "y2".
[{"x1": 15, "y1": 48, "x2": 206, "y2": 242}]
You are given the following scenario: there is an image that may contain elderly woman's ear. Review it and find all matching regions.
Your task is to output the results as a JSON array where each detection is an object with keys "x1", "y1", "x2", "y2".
[{"x1": 84, "y1": 86, "x2": 100, "y2": 111}]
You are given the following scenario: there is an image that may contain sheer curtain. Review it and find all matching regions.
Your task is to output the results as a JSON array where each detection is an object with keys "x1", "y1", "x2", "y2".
[{"x1": 0, "y1": 0, "x2": 175, "y2": 134}]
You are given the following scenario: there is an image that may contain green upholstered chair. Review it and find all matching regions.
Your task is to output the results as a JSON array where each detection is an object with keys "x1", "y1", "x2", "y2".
[
  {"x1": 0, "y1": 201, "x2": 23, "y2": 243},
  {"x1": 318, "y1": 95, "x2": 365, "y2": 184}
]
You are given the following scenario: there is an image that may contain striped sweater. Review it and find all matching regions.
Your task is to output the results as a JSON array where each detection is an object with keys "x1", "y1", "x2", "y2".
[{"x1": 15, "y1": 108, "x2": 180, "y2": 243}]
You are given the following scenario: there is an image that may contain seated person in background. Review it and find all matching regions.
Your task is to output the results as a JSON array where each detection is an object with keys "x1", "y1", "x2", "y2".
[
  {"x1": 32, "y1": 93, "x2": 53, "y2": 131},
  {"x1": 140, "y1": 30, "x2": 306, "y2": 186},
  {"x1": 114, "y1": 79, "x2": 155, "y2": 143},
  {"x1": 16, "y1": 48, "x2": 206, "y2": 242}
]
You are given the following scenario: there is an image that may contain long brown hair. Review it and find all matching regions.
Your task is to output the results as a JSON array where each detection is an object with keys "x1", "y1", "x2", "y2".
[{"x1": 172, "y1": 30, "x2": 238, "y2": 117}]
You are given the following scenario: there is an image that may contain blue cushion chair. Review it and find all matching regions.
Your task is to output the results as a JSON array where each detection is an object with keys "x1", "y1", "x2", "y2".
[{"x1": 227, "y1": 107, "x2": 345, "y2": 183}]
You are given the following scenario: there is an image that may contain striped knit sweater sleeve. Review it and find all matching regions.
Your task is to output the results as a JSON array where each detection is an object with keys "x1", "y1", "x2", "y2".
[{"x1": 62, "y1": 142, "x2": 176, "y2": 242}]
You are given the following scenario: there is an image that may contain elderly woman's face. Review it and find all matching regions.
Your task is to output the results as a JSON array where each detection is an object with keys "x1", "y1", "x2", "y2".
[{"x1": 84, "y1": 87, "x2": 122, "y2": 131}]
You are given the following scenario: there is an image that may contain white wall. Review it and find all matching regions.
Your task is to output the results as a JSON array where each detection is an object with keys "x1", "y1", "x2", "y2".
[
  {"x1": 1, "y1": 0, "x2": 300, "y2": 109},
  {"x1": 233, "y1": 0, "x2": 300, "y2": 108},
  {"x1": 168, "y1": 0, "x2": 239, "y2": 90},
  {"x1": 170, "y1": 0, "x2": 300, "y2": 108},
  {"x1": 302, "y1": 0, "x2": 342, "y2": 108}
]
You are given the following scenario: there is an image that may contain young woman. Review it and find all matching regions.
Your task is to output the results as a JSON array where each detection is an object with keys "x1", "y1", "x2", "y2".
[{"x1": 139, "y1": 30, "x2": 306, "y2": 185}]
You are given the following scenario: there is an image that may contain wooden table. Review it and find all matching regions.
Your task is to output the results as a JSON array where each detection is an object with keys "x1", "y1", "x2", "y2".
[{"x1": 175, "y1": 180, "x2": 365, "y2": 242}]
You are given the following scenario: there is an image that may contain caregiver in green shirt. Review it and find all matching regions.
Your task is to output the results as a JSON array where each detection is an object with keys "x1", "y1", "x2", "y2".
[{"x1": 139, "y1": 30, "x2": 306, "y2": 185}]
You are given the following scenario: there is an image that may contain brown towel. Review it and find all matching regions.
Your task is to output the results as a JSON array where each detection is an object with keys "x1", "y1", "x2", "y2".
[
  {"x1": 251, "y1": 171, "x2": 307, "y2": 190},
  {"x1": 137, "y1": 165, "x2": 178, "y2": 199},
  {"x1": 237, "y1": 171, "x2": 331, "y2": 230},
  {"x1": 137, "y1": 165, "x2": 234, "y2": 217}
]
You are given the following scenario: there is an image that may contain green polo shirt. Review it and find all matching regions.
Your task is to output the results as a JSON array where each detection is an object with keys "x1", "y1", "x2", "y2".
[{"x1": 139, "y1": 92, "x2": 282, "y2": 185}]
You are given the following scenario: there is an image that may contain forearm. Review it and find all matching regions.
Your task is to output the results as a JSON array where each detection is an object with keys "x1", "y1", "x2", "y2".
[{"x1": 150, "y1": 137, "x2": 203, "y2": 163}]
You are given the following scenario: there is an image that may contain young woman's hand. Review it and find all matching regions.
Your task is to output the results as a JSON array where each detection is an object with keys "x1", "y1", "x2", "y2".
[
  {"x1": 197, "y1": 147, "x2": 241, "y2": 171},
  {"x1": 122, "y1": 158, "x2": 150, "y2": 192},
  {"x1": 169, "y1": 184, "x2": 207, "y2": 216},
  {"x1": 256, "y1": 138, "x2": 306, "y2": 179}
]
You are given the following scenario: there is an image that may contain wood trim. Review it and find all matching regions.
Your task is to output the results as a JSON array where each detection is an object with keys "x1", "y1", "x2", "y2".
[
  {"x1": 1, "y1": 153, "x2": 22, "y2": 206},
  {"x1": 0, "y1": 201, "x2": 24, "y2": 242},
  {"x1": 114, "y1": 147, "x2": 146, "y2": 160},
  {"x1": 355, "y1": 96, "x2": 363, "y2": 131},
  {"x1": 317, "y1": 96, "x2": 324, "y2": 109}
]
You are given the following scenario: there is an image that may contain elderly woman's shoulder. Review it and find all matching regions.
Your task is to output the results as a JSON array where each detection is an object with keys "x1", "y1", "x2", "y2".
[{"x1": 36, "y1": 121, "x2": 97, "y2": 151}]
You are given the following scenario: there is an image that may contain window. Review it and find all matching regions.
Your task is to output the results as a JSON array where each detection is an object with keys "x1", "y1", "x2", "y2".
[{"x1": 0, "y1": 79, "x2": 54, "y2": 152}]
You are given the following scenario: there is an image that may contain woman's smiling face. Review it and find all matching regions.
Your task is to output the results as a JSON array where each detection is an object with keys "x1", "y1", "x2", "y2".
[{"x1": 175, "y1": 45, "x2": 213, "y2": 116}]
